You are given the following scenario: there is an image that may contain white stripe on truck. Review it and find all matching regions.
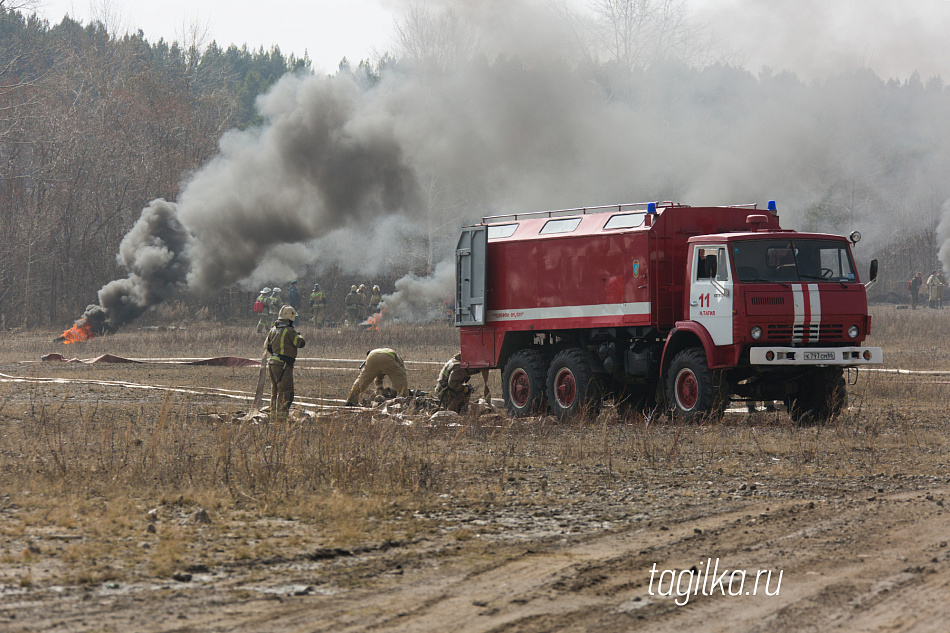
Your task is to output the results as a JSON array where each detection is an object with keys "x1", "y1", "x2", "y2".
[{"x1": 487, "y1": 302, "x2": 651, "y2": 322}]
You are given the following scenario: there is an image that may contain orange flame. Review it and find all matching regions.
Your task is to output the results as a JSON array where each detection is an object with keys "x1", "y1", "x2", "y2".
[
  {"x1": 365, "y1": 309, "x2": 386, "y2": 331},
  {"x1": 60, "y1": 320, "x2": 96, "y2": 344}
]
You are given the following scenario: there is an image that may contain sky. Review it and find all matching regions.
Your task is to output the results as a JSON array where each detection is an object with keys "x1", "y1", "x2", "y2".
[
  {"x1": 34, "y1": 0, "x2": 398, "y2": 73},
  {"x1": 33, "y1": 0, "x2": 950, "y2": 80}
]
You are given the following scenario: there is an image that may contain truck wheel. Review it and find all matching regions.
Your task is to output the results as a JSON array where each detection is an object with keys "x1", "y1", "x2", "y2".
[
  {"x1": 666, "y1": 347, "x2": 726, "y2": 423},
  {"x1": 786, "y1": 368, "x2": 846, "y2": 425},
  {"x1": 546, "y1": 349, "x2": 602, "y2": 421},
  {"x1": 502, "y1": 350, "x2": 547, "y2": 417}
]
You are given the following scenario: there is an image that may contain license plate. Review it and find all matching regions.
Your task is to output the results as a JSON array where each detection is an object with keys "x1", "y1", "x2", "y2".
[{"x1": 804, "y1": 351, "x2": 836, "y2": 361}]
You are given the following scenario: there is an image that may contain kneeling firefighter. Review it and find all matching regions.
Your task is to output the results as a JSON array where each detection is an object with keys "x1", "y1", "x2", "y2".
[
  {"x1": 264, "y1": 305, "x2": 306, "y2": 414},
  {"x1": 435, "y1": 352, "x2": 490, "y2": 413}
]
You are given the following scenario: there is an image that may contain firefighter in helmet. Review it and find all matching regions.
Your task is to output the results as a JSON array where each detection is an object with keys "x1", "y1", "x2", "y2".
[
  {"x1": 345, "y1": 348, "x2": 410, "y2": 406},
  {"x1": 268, "y1": 287, "x2": 282, "y2": 317},
  {"x1": 435, "y1": 352, "x2": 490, "y2": 413},
  {"x1": 255, "y1": 287, "x2": 271, "y2": 333},
  {"x1": 369, "y1": 285, "x2": 383, "y2": 314},
  {"x1": 264, "y1": 305, "x2": 306, "y2": 415},
  {"x1": 310, "y1": 283, "x2": 327, "y2": 327},
  {"x1": 357, "y1": 284, "x2": 369, "y2": 321},
  {"x1": 344, "y1": 285, "x2": 361, "y2": 325}
]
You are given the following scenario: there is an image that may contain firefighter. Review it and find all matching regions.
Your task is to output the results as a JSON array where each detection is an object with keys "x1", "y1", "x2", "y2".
[
  {"x1": 936, "y1": 270, "x2": 947, "y2": 309},
  {"x1": 910, "y1": 272, "x2": 923, "y2": 310},
  {"x1": 435, "y1": 352, "x2": 490, "y2": 414},
  {"x1": 344, "y1": 285, "x2": 361, "y2": 325},
  {"x1": 255, "y1": 287, "x2": 270, "y2": 333},
  {"x1": 443, "y1": 294, "x2": 455, "y2": 324},
  {"x1": 310, "y1": 283, "x2": 326, "y2": 327},
  {"x1": 345, "y1": 348, "x2": 409, "y2": 406},
  {"x1": 268, "y1": 287, "x2": 283, "y2": 317},
  {"x1": 264, "y1": 305, "x2": 306, "y2": 415},
  {"x1": 357, "y1": 284, "x2": 369, "y2": 321},
  {"x1": 927, "y1": 271, "x2": 943, "y2": 308},
  {"x1": 287, "y1": 280, "x2": 301, "y2": 317},
  {"x1": 369, "y1": 285, "x2": 383, "y2": 314}
]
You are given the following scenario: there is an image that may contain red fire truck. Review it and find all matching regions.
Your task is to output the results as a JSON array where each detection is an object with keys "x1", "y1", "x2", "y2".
[{"x1": 455, "y1": 201, "x2": 882, "y2": 423}]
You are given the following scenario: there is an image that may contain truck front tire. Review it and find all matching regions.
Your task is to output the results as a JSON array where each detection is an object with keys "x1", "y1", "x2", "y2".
[
  {"x1": 667, "y1": 347, "x2": 726, "y2": 423},
  {"x1": 546, "y1": 349, "x2": 602, "y2": 421},
  {"x1": 502, "y1": 350, "x2": 547, "y2": 417}
]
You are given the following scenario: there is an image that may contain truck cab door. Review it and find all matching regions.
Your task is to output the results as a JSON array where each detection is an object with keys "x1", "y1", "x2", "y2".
[{"x1": 689, "y1": 244, "x2": 734, "y2": 345}]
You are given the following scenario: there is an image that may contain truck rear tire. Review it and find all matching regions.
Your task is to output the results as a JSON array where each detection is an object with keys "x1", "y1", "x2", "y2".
[
  {"x1": 502, "y1": 350, "x2": 547, "y2": 417},
  {"x1": 546, "y1": 349, "x2": 602, "y2": 421},
  {"x1": 667, "y1": 347, "x2": 726, "y2": 423},
  {"x1": 786, "y1": 368, "x2": 846, "y2": 425}
]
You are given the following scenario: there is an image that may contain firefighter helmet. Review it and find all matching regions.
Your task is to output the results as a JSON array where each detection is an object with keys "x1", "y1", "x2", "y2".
[
  {"x1": 373, "y1": 285, "x2": 380, "y2": 292},
  {"x1": 350, "y1": 285, "x2": 358, "y2": 292},
  {"x1": 262, "y1": 287, "x2": 271, "y2": 294},
  {"x1": 278, "y1": 305, "x2": 297, "y2": 321},
  {"x1": 272, "y1": 287, "x2": 281, "y2": 294},
  {"x1": 359, "y1": 284, "x2": 367, "y2": 291},
  {"x1": 313, "y1": 283, "x2": 320, "y2": 291}
]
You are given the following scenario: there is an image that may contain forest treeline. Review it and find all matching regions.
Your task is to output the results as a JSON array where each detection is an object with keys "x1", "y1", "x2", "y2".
[
  {"x1": 1, "y1": 4, "x2": 949, "y2": 329},
  {"x1": 0, "y1": 8, "x2": 341, "y2": 327}
]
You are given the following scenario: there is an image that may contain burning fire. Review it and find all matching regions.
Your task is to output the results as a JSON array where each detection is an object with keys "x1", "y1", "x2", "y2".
[
  {"x1": 58, "y1": 319, "x2": 96, "y2": 344},
  {"x1": 364, "y1": 309, "x2": 386, "y2": 331}
]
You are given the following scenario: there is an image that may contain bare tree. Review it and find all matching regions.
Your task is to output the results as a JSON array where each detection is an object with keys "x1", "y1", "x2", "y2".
[
  {"x1": 0, "y1": 1, "x2": 39, "y2": 13},
  {"x1": 393, "y1": 3, "x2": 478, "y2": 71},
  {"x1": 590, "y1": 0, "x2": 710, "y2": 70}
]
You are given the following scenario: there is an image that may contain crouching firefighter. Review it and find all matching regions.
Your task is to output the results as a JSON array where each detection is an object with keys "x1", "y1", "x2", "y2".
[
  {"x1": 265, "y1": 305, "x2": 306, "y2": 415},
  {"x1": 346, "y1": 348, "x2": 410, "y2": 406},
  {"x1": 435, "y1": 352, "x2": 490, "y2": 413}
]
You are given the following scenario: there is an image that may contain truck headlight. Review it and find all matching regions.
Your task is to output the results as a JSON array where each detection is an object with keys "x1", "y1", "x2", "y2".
[
  {"x1": 848, "y1": 325, "x2": 859, "y2": 339},
  {"x1": 750, "y1": 326, "x2": 763, "y2": 340}
]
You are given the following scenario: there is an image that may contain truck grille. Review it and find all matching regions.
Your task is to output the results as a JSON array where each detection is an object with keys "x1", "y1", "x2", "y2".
[{"x1": 766, "y1": 324, "x2": 844, "y2": 341}]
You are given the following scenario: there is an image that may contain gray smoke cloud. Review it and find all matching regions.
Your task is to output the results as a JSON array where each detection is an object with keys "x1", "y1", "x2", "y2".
[
  {"x1": 84, "y1": 0, "x2": 950, "y2": 328},
  {"x1": 693, "y1": 0, "x2": 950, "y2": 82},
  {"x1": 381, "y1": 259, "x2": 456, "y2": 322},
  {"x1": 938, "y1": 201, "x2": 950, "y2": 272}
]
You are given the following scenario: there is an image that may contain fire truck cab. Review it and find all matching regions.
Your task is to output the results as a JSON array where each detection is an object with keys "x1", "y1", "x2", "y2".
[{"x1": 455, "y1": 201, "x2": 882, "y2": 423}]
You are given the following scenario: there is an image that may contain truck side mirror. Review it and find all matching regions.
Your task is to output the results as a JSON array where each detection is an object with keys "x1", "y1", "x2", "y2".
[{"x1": 869, "y1": 259, "x2": 878, "y2": 282}]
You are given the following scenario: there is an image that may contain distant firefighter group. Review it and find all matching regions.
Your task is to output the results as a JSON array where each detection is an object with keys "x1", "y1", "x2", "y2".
[{"x1": 253, "y1": 280, "x2": 382, "y2": 331}]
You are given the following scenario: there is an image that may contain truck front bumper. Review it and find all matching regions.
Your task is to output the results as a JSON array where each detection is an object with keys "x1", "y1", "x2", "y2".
[{"x1": 750, "y1": 346, "x2": 883, "y2": 366}]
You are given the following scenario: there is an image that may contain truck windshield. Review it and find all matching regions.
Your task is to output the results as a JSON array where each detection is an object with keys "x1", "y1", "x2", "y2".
[{"x1": 732, "y1": 238, "x2": 857, "y2": 283}]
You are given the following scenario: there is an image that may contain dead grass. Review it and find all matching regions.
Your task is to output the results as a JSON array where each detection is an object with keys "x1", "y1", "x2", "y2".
[{"x1": 2, "y1": 306, "x2": 950, "y2": 585}]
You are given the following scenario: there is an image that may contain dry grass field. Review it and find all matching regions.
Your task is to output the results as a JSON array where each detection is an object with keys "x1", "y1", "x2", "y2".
[{"x1": 1, "y1": 306, "x2": 949, "y2": 632}]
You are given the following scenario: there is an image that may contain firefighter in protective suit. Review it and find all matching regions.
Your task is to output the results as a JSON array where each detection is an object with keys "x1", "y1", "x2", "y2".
[
  {"x1": 265, "y1": 305, "x2": 306, "y2": 415},
  {"x1": 310, "y1": 283, "x2": 326, "y2": 327},
  {"x1": 369, "y1": 285, "x2": 383, "y2": 314},
  {"x1": 357, "y1": 284, "x2": 369, "y2": 321},
  {"x1": 268, "y1": 287, "x2": 282, "y2": 317},
  {"x1": 345, "y1": 348, "x2": 409, "y2": 406},
  {"x1": 344, "y1": 285, "x2": 361, "y2": 325},
  {"x1": 435, "y1": 352, "x2": 490, "y2": 413},
  {"x1": 256, "y1": 287, "x2": 271, "y2": 333}
]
